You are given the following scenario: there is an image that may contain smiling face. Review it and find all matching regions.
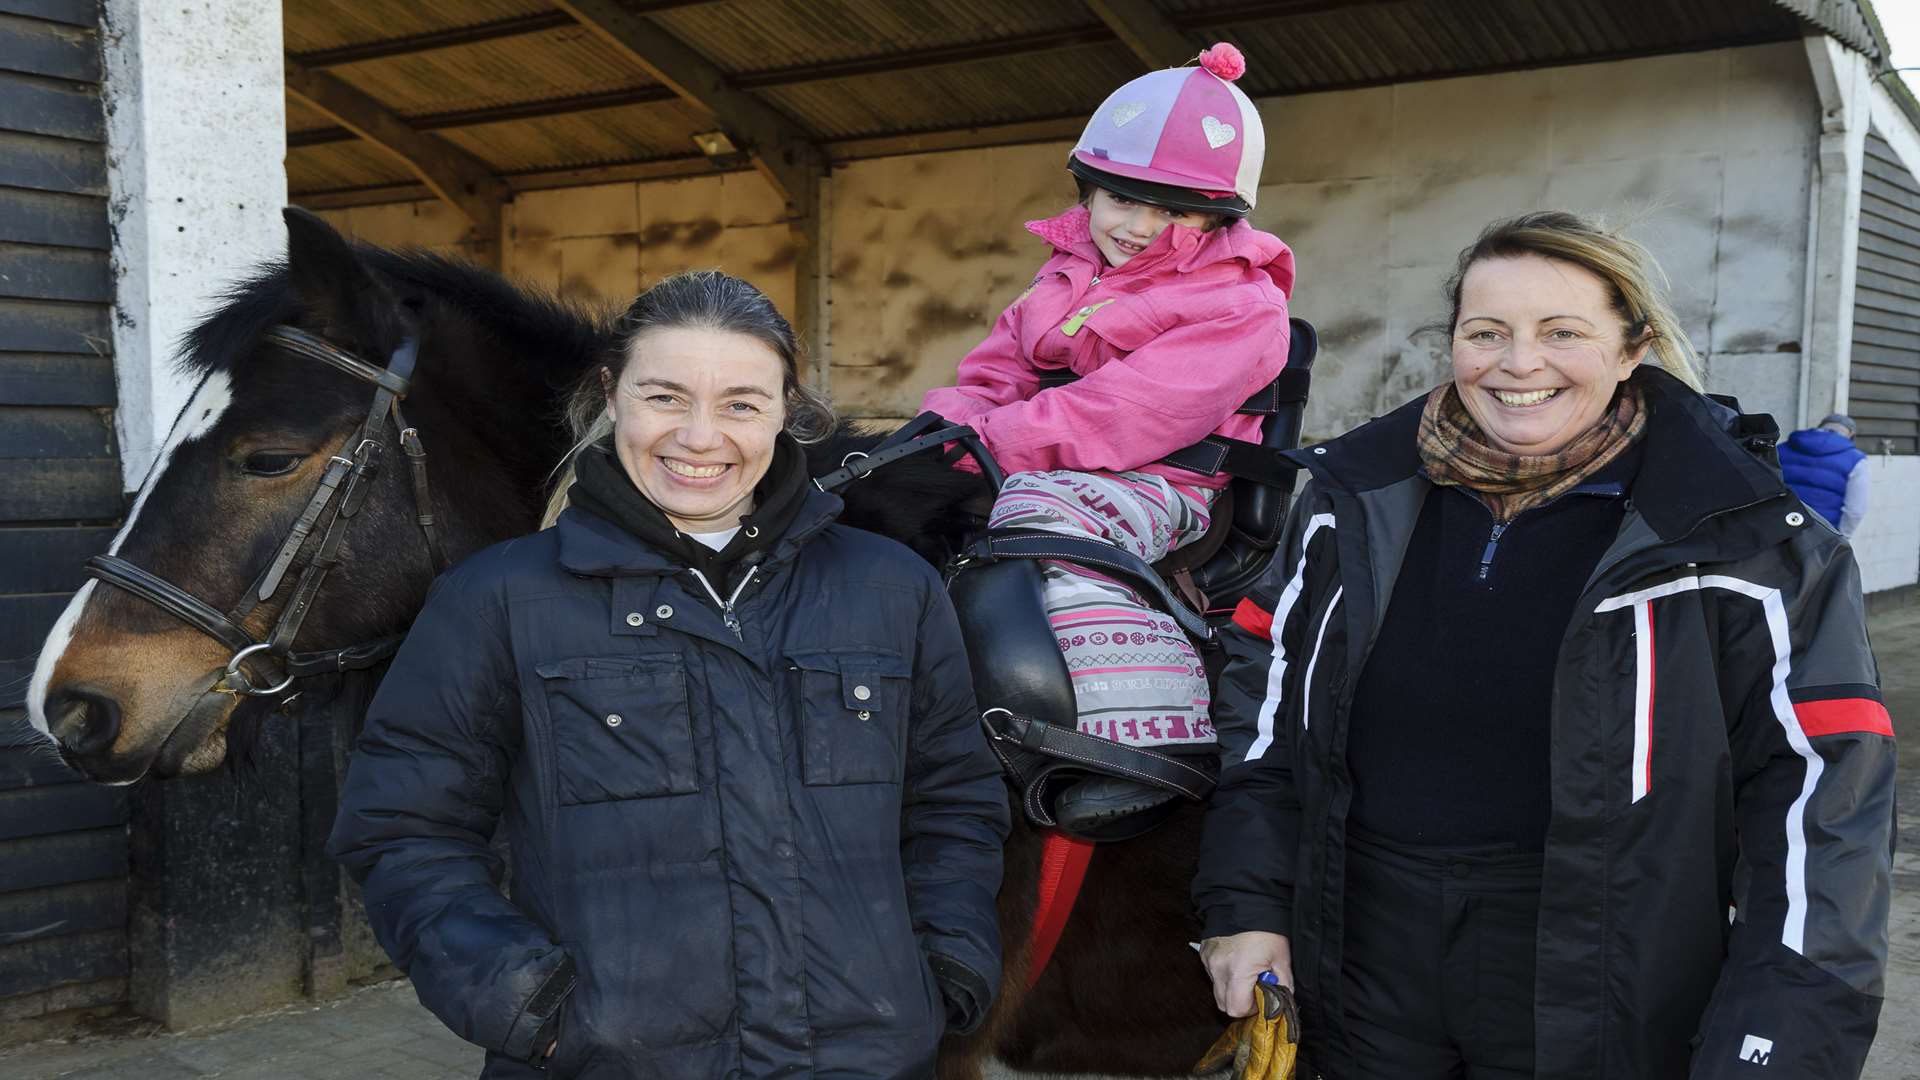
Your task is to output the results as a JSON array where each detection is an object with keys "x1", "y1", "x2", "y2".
[
  {"x1": 1085, "y1": 186, "x2": 1214, "y2": 268},
  {"x1": 1451, "y1": 254, "x2": 1647, "y2": 456},
  {"x1": 606, "y1": 326, "x2": 788, "y2": 533}
]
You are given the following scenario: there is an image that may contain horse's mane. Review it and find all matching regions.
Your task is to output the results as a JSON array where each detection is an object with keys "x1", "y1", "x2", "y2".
[{"x1": 179, "y1": 245, "x2": 608, "y2": 377}]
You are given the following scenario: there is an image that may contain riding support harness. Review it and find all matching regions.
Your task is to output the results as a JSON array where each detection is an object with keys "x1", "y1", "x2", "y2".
[{"x1": 85, "y1": 325, "x2": 451, "y2": 703}]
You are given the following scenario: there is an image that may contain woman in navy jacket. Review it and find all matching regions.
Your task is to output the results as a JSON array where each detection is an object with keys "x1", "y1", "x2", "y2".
[{"x1": 330, "y1": 271, "x2": 1009, "y2": 1079}]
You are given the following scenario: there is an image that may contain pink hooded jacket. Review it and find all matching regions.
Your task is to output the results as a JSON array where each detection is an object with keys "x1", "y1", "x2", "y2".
[{"x1": 920, "y1": 205, "x2": 1294, "y2": 490}]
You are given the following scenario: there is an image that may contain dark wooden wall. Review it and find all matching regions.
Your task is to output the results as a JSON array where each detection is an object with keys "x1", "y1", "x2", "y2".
[
  {"x1": 0, "y1": 0, "x2": 132, "y2": 1041},
  {"x1": 1852, "y1": 127, "x2": 1920, "y2": 455}
]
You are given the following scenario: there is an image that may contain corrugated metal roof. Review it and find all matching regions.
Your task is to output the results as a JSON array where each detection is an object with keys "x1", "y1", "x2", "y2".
[
  {"x1": 285, "y1": 0, "x2": 551, "y2": 54},
  {"x1": 284, "y1": 0, "x2": 1882, "y2": 201},
  {"x1": 653, "y1": 0, "x2": 1101, "y2": 73},
  {"x1": 1772, "y1": 0, "x2": 1878, "y2": 58},
  {"x1": 435, "y1": 100, "x2": 714, "y2": 172},
  {"x1": 323, "y1": 27, "x2": 661, "y2": 117},
  {"x1": 1170, "y1": 0, "x2": 1812, "y2": 95},
  {"x1": 289, "y1": 140, "x2": 415, "y2": 192},
  {"x1": 754, "y1": 43, "x2": 1136, "y2": 140}
]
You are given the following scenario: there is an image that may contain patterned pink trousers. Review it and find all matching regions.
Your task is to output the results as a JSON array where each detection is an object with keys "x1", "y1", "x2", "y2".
[{"x1": 989, "y1": 469, "x2": 1217, "y2": 748}]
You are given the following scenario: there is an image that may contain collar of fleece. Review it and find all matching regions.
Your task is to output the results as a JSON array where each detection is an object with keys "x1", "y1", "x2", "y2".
[
  {"x1": 1022, "y1": 204, "x2": 1295, "y2": 295},
  {"x1": 567, "y1": 432, "x2": 813, "y2": 587}
]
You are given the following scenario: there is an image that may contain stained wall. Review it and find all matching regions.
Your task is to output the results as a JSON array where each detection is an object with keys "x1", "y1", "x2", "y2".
[{"x1": 323, "y1": 42, "x2": 1820, "y2": 439}]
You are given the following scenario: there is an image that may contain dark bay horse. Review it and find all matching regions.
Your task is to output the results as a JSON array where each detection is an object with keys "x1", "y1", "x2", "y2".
[{"x1": 24, "y1": 209, "x2": 1225, "y2": 1076}]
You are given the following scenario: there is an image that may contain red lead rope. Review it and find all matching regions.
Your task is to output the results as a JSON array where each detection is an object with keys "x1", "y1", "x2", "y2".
[{"x1": 1026, "y1": 831, "x2": 1097, "y2": 987}]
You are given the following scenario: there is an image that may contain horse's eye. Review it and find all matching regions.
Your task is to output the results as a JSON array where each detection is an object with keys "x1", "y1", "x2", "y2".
[{"x1": 241, "y1": 451, "x2": 305, "y2": 477}]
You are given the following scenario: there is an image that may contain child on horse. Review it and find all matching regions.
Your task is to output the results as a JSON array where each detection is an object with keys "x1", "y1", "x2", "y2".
[{"x1": 921, "y1": 44, "x2": 1294, "y2": 827}]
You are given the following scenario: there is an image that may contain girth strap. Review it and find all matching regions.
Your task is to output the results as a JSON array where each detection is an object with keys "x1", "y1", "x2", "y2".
[
  {"x1": 962, "y1": 528, "x2": 1214, "y2": 644},
  {"x1": 982, "y1": 707, "x2": 1218, "y2": 803},
  {"x1": 1027, "y1": 833, "x2": 1096, "y2": 988},
  {"x1": 1159, "y1": 435, "x2": 1301, "y2": 486}
]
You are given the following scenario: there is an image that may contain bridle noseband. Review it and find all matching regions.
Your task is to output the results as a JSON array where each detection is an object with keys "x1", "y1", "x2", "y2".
[{"x1": 85, "y1": 325, "x2": 452, "y2": 702}]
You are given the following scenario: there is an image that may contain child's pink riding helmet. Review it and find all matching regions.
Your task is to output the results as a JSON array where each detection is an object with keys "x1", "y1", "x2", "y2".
[{"x1": 1068, "y1": 43, "x2": 1265, "y2": 217}]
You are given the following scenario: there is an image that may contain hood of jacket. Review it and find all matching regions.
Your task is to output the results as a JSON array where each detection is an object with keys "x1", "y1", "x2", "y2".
[{"x1": 1024, "y1": 204, "x2": 1296, "y2": 295}]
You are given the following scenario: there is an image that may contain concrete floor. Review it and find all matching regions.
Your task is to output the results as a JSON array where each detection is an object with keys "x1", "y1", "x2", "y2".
[{"x1": 4, "y1": 603, "x2": 1919, "y2": 1080}]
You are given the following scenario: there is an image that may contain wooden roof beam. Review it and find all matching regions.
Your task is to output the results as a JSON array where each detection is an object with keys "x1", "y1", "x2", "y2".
[
  {"x1": 1084, "y1": 0, "x2": 1197, "y2": 69},
  {"x1": 288, "y1": 24, "x2": 1115, "y2": 150},
  {"x1": 284, "y1": 59, "x2": 509, "y2": 264},
  {"x1": 551, "y1": 0, "x2": 823, "y2": 213},
  {"x1": 291, "y1": 13, "x2": 574, "y2": 68}
]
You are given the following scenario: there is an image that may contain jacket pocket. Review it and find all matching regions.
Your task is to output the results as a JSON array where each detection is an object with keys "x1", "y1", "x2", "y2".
[
  {"x1": 1078, "y1": 298, "x2": 1161, "y2": 354},
  {"x1": 788, "y1": 650, "x2": 911, "y2": 785},
  {"x1": 537, "y1": 656, "x2": 697, "y2": 804}
]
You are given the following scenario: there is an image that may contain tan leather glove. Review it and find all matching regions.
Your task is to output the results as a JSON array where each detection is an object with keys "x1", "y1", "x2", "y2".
[{"x1": 1193, "y1": 972, "x2": 1299, "y2": 1079}]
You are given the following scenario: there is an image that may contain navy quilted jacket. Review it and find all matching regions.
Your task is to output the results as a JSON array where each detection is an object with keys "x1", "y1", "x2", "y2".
[{"x1": 329, "y1": 489, "x2": 1008, "y2": 1078}]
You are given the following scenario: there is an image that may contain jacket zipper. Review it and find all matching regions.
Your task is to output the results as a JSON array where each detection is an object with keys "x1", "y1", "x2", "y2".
[
  {"x1": 1477, "y1": 522, "x2": 1508, "y2": 582},
  {"x1": 1469, "y1": 483, "x2": 1628, "y2": 584},
  {"x1": 687, "y1": 566, "x2": 757, "y2": 641}
]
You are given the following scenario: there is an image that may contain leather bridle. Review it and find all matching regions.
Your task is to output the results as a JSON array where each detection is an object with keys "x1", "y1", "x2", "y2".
[{"x1": 84, "y1": 325, "x2": 451, "y2": 702}]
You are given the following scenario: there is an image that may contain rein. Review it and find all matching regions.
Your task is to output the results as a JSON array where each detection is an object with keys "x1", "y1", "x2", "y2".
[{"x1": 85, "y1": 325, "x2": 451, "y2": 703}]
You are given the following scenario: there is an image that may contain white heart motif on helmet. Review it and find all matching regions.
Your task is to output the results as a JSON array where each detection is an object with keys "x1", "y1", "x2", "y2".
[
  {"x1": 1202, "y1": 115, "x2": 1236, "y2": 149},
  {"x1": 1112, "y1": 102, "x2": 1148, "y2": 127}
]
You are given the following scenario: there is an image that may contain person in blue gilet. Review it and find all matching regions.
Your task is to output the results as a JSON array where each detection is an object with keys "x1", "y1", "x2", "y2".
[{"x1": 1778, "y1": 413, "x2": 1870, "y2": 537}]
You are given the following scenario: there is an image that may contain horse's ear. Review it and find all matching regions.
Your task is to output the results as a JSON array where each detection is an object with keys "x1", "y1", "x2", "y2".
[{"x1": 282, "y1": 206, "x2": 403, "y2": 350}]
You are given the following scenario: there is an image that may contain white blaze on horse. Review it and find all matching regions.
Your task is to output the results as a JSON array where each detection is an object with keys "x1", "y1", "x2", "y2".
[{"x1": 27, "y1": 368, "x2": 234, "y2": 771}]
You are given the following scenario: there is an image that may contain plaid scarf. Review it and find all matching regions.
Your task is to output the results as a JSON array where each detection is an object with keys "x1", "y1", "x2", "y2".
[{"x1": 1418, "y1": 382, "x2": 1646, "y2": 523}]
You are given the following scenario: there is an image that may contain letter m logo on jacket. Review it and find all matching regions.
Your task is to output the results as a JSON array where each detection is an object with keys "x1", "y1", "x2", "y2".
[{"x1": 1740, "y1": 1034, "x2": 1774, "y2": 1065}]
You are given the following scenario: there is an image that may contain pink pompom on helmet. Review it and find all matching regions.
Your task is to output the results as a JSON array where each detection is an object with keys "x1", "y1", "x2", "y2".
[
  {"x1": 1067, "y1": 42, "x2": 1265, "y2": 217},
  {"x1": 1198, "y1": 42, "x2": 1246, "y2": 81}
]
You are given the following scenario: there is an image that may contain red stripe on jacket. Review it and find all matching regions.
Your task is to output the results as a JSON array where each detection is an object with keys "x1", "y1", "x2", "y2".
[
  {"x1": 1794, "y1": 698, "x2": 1894, "y2": 738},
  {"x1": 1233, "y1": 598, "x2": 1274, "y2": 639}
]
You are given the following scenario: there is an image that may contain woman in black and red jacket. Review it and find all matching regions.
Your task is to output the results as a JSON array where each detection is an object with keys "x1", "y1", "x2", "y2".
[{"x1": 1194, "y1": 212, "x2": 1892, "y2": 1079}]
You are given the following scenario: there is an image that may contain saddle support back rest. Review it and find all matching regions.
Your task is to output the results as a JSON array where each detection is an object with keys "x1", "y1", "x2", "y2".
[
  {"x1": 946, "y1": 318, "x2": 1318, "y2": 834},
  {"x1": 1190, "y1": 318, "x2": 1318, "y2": 606}
]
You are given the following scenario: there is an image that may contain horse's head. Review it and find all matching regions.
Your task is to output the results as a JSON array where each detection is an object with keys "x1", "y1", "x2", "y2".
[{"x1": 26, "y1": 209, "x2": 586, "y2": 781}]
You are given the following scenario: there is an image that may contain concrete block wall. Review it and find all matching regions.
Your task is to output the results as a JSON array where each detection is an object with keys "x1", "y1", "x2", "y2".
[{"x1": 1852, "y1": 456, "x2": 1920, "y2": 595}]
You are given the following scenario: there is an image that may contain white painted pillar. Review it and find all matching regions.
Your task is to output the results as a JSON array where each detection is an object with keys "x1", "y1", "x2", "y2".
[
  {"x1": 102, "y1": 0, "x2": 288, "y2": 489},
  {"x1": 1800, "y1": 34, "x2": 1872, "y2": 427}
]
